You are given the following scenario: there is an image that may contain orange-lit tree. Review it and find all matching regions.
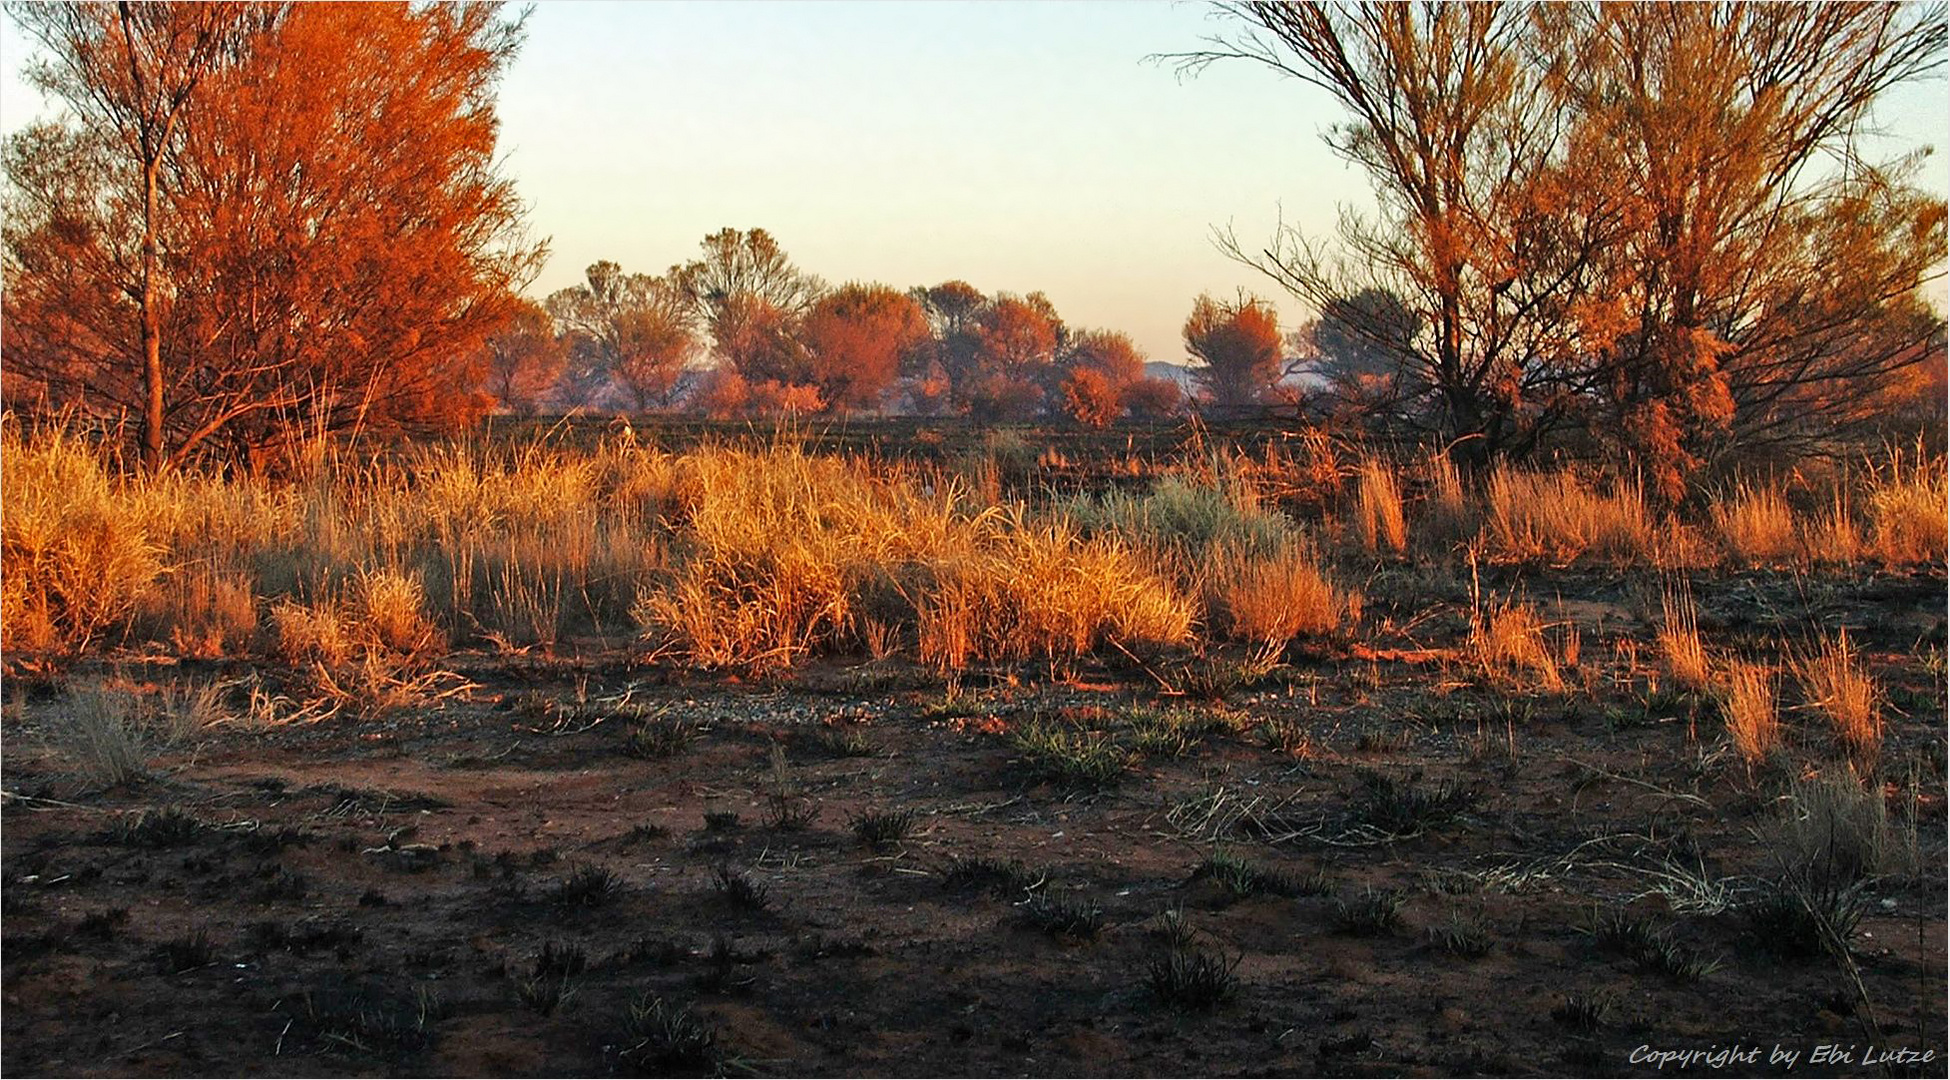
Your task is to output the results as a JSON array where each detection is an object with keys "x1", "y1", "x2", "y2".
[
  {"x1": 963, "y1": 292, "x2": 1063, "y2": 421},
  {"x1": 801, "y1": 283, "x2": 930, "y2": 413},
  {"x1": 1183, "y1": 291, "x2": 1284, "y2": 416},
  {"x1": 546, "y1": 262, "x2": 698, "y2": 412},
  {"x1": 3, "y1": 1, "x2": 541, "y2": 467},
  {"x1": 1177, "y1": 1, "x2": 1946, "y2": 490},
  {"x1": 480, "y1": 300, "x2": 566, "y2": 418}
]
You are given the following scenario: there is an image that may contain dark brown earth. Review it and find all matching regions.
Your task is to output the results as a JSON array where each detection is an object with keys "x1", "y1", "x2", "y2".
[{"x1": 3, "y1": 565, "x2": 1944, "y2": 1077}]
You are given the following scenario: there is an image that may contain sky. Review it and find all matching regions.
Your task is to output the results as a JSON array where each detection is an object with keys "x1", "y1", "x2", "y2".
[{"x1": 3, "y1": 1, "x2": 1946, "y2": 365}]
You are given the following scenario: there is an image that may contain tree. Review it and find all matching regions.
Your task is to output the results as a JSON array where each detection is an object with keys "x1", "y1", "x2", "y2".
[
  {"x1": 1183, "y1": 291, "x2": 1284, "y2": 415},
  {"x1": 1542, "y1": 2, "x2": 1948, "y2": 495},
  {"x1": 673, "y1": 228, "x2": 824, "y2": 377},
  {"x1": 964, "y1": 292, "x2": 1062, "y2": 419},
  {"x1": 1295, "y1": 286, "x2": 1427, "y2": 420},
  {"x1": 1061, "y1": 367, "x2": 1122, "y2": 428},
  {"x1": 1174, "y1": 1, "x2": 1946, "y2": 490},
  {"x1": 6, "y1": 1, "x2": 255, "y2": 469},
  {"x1": 1122, "y1": 375, "x2": 1187, "y2": 420},
  {"x1": 3, "y1": 1, "x2": 541, "y2": 467},
  {"x1": 800, "y1": 283, "x2": 929, "y2": 413},
  {"x1": 1065, "y1": 328, "x2": 1147, "y2": 387},
  {"x1": 481, "y1": 299, "x2": 565, "y2": 417},
  {"x1": 546, "y1": 262, "x2": 697, "y2": 411},
  {"x1": 1175, "y1": 2, "x2": 1592, "y2": 460}
]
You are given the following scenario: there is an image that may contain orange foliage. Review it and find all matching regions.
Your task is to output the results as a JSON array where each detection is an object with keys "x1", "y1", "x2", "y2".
[
  {"x1": 3, "y1": 1, "x2": 539, "y2": 465},
  {"x1": 801, "y1": 284, "x2": 929, "y2": 413},
  {"x1": 1184, "y1": 292, "x2": 1283, "y2": 415}
]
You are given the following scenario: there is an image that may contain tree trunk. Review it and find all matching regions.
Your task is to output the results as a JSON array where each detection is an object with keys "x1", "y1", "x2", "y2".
[{"x1": 141, "y1": 158, "x2": 165, "y2": 472}]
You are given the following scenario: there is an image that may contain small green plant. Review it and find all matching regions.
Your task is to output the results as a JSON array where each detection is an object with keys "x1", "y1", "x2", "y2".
[
  {"x1": 712, "y1": 864, "x2": 770, "y2": 911},
  {"x1": 554, "y1": 864, "x2": 622, "y2": 907},
  {"x1": 106, "y1": 807, "x2": 207, "y2": 848},
  {"x1": 1021, "y1": 891, "x2": 1103, "y2": 939},
  {"x1": 622, "y1": 994, "x2": 721, "y2": 1073},
  {"x1": 1551, "y1": 993, "x2": 1608, "y2": 1032},
  {"x1": 1125, "y1": 705, "x2": 1205, "y2": 759},
  {"x1": 804, "y1": 725, "x2": 879, "y2": 758},
  {"x1": 1146, "y1": 944, "x2": 1240, "y2": 1011},
  {"x1": 1429, "y1": 912, "x2": 1493, "y2": 958},
  {"x1": 1258, "y1": 714, "x2": 1312, "y2": 756},
  {"x1": 1333, "y1": 887, "x2": 1407, "y2": 936},
  {"x1": 1347, "y1": 769, "x2": 1477, "y2": 836},
  {"x1": 76, "y1": 907, "x2": 131, "y2": 939},
  {"x1": 624, "y1": 713, "x2": 697, "y2": 759},
  {"x1": 1011, "y1": 718, "x2": 1129, "y2": 790},
  {"x1": 1586, "y1": 908, "x2": 1719, "y2": 982},
  {"x1": 1192, "y1": 850, "x2": 1324, "y2": 899},
  {"x1": 942, "y1": 855, "x2": 1044, "y2": 898},
  {"x1": 851, "y1": 808, "x2": 918, "y2": 851},
  {"x1": 1744, "y1": 873, "x2": 1869, "y2": 959},
  {"x1": 154, "y1": 928, "x2": 218, "y2": 973},
  {"x1": 762, "y1": 743, "x2": 819, "y2": 829}
]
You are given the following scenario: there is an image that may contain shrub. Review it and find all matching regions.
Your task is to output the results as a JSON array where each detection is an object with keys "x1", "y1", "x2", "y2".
[
  {"x1": 1063, "y1": 475, "x2": 1293, "y2": 562},
  {"x1": 0, "y1": 425, "x2": 165, "y2": 654},
  {"x1": 56, "y1": 682, "x2": 149, "y2": 786}
]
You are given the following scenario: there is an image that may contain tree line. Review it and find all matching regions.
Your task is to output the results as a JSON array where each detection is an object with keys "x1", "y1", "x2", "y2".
[{"x1": 484, "y1": 227, "x2": 1305, "y2": 427}]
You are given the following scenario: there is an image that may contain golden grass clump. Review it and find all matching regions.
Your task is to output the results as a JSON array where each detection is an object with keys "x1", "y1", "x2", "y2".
[
  {"x1": 1417, "y1": 449, "x2": 1473, "y2": 545},
  {"x1": 1469, "y1": 600, "x2": 1563, "y2": 693},
  {"x1": 1655, "y1": 584, "x2": 1710, "y2": 692},
  {"x1": 1481, "y1": 467, "x2": 1654, "y2": 565},
  {"x1": 1719, "y1": 660, "x2": 1779, "y2": 766},
  {"x1": 1, "y1": 425, "x2": 165, "y2": 655},
  {"x1": 270, "y1": 596, "x2": 353, "y2": 669},
  {"x1": 1202, "y1": 541, "x2": 1359, "y2": 647},
  {"x1": 1710, "y1": 482, "x2": 1798, "y2": 567},
  {"x1": 635, "y1": 444, "x2": 966, "y2": 670},
  {"x1": 1352, "y1": 458, "x2": 1406, "y2": 555},
  {"x1": 354, "y1": 567, "x2": 441, "y2": 658},
  {"x1": 142, "y1": 561, "x2": 260, "y2": 659},
  {"x1": 1865, "y1": 446, "x2": 1946, "y2": 566},
  {"x1": 1795, "y1": 629, "x2": 1881, "y2": 766},
  {"x1": 919, "y1": 522, "x2": 1193, "y2": 669},
  {"x1": 1800, "y1": 491, "x2": 1862, "y2": 567}
]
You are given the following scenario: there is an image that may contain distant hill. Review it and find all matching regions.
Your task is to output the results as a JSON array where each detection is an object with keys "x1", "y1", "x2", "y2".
[{"x1": 1144, "y1": 361, "x2": 1199, "y2": 391}]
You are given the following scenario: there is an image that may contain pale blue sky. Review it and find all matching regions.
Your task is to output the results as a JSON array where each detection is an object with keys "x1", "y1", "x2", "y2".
[{"x1": 4, "y1": 1, "x2": 1945, "y2": 362}]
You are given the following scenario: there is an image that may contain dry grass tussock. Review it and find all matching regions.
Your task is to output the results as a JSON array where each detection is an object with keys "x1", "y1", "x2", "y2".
[
  {"x1": 633, "y1": 444, "x2": 1193, "y2": 671},
  {"x1": 1480, "y1": 466, "x2": 1655, "y2": 565},
  {"x1": 1719, "y1": 660, "x2": 1779, "y2": 766},
  {"x1": 1470, "y1": 600, "x2": 1567, "y2": 693},
  {"x1": 1, "y1": 426, "x2": 165, "y2": 654},
  {"x1": 1352, "y1": 458, "x2": 1405, "y2": 555},
  {"x1": 1864, "y1": 444, "x2": 1946, "y2": 566},
  {"x1": 1202, "y1": 541, "x2": 1360, "y2": 648},
  {"x1": 1655, "y1": 582, "x2": 1710, "y2": 692},
  {"x1": 1795, "y1": 629, "x2": 1882, "y2": 768},
  {"x1": 1710, "y1": 482, "x2": 1798, "y2": 567}
]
